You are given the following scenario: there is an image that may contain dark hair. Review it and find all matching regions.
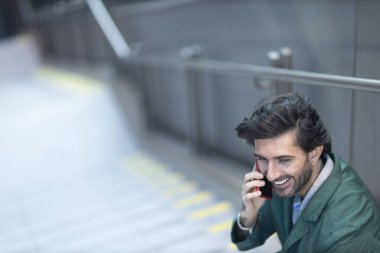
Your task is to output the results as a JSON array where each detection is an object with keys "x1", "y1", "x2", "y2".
[{"x1": 236, "y1": 93, "x2": 332, "y2": 156}]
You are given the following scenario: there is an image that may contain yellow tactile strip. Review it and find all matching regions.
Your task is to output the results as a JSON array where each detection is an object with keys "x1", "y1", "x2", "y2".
[
  {"x1": 36, "y1": 66, "x2": 104, "y2": 94},
  {"x1": 122, "y1": 151, "x2": 238, "y2": 251}
]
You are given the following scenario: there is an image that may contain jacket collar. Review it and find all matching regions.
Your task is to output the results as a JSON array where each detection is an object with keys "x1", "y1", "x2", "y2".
[
  {"x1": 300, "y1": 153, "x2": 342, "y2": 222},
  {"x1": 281, "y1": 153, "x2": 342, "y2": 252}
]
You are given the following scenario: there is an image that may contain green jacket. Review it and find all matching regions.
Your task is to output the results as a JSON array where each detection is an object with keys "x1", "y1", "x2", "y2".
[{"x1": 231, "y1": 153, "x2": 380, "y2": 252}]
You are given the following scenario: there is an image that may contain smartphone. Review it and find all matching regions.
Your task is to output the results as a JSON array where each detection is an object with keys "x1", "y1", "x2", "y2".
[{"x1": 255, "y1": 158, "x2": 272, "y2": 199}]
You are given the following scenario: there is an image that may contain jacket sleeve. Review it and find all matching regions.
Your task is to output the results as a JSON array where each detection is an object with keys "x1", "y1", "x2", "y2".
[{"x1": 231, "y1": 201, "x2": 276, "y2": 251}]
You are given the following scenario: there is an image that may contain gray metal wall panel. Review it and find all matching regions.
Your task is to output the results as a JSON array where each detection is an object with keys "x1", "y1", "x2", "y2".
[
  {"x1": 82, "y1": 19, "x2": 95, "y2": 61},
  {"x1": 201, "y1": 74, "x2": 271, "y2": 161},
  {"x1": 352, "y1": 92, "x2": 380, "y2": 206},
  {"x1": 149, "y1": 67, "x2": 191, "y2": 139},
  {"x1": 70, "y1": 16, "x2": 85, "y2": 59},
  {"x1": 294, "y1": 85, "x2": 354, "y2": 163},
  {"x1": 353, "y1": 0, "x2": 380, "y2": 206},
  {"x1": 91, "y1": 21, "x2": 114, "y2": 62}
]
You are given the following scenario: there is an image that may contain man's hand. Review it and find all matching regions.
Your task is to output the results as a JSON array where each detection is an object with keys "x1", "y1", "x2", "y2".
[{"x1": 239, "y1": 167, "x2": 267, "y2": 228}]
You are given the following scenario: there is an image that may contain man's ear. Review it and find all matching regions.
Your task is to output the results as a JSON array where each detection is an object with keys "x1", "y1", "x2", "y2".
[{"x1": 309, "y1": 145, "x2": 323, "y2": 164}]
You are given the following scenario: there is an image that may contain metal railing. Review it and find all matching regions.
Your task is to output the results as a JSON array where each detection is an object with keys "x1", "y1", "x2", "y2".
[
  {"x1": 83, "y1": 0, "x2": 380, "y2": 94},
  {"x1": 122, "y1": 52, "x2": 380, "y2": 93},
  {"x1": 31, "y1": 0, "x2": 380, "y2": 93}
]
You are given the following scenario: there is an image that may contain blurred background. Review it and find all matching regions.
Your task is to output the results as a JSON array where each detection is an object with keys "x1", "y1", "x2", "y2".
[{"x1": 1, "y1": 0, "x2": 380, "y2": 252}]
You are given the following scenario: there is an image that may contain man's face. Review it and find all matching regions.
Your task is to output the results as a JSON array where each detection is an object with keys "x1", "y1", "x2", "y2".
[{"x1": 254, "y1": 130, "x2": 315, "y2": 197}]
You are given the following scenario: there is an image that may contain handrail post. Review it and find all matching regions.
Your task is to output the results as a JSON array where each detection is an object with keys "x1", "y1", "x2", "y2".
[
  {"x1": 267, "y1": 47, "x2": 294, "y2": 95},
  {"x1": 180, "y1": 45, "x2": 205, "y2": 154},
  {"x1": 254, "y1": 50, "x2": 283, "y2": 91},
  {"x1": 255, "y1": 48, "x2": 294, "y2": 94},
  {"x1": 267, "y1": 50, "x2": 282, "y2": 92},
  {"x1": 278, "y1": 47, "x2": 293, "y2": 94}
]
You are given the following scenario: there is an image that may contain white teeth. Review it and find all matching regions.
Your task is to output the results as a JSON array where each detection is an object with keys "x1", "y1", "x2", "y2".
[{"x1": 274, "y1": 177, "x2": 290, "y2": 185}]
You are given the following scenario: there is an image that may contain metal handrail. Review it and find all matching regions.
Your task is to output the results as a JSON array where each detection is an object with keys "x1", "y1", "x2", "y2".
[
  {"x1": 123, "y1": 53, "x2": 380, "y2": 93},
  {"x1": 111, "y1": 0, "x2": 203, "y2": 17},
  {"x1": 85, "y1": 0, "x2": 380, "y2": 94},
  {"x1": 86, "y1": 0, "x2": 131, "y2": 58}
]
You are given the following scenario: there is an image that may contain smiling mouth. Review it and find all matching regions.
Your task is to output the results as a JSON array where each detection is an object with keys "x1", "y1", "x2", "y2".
[{"x1": 273, "y1": 177, "x2": 290, "y2": 185}]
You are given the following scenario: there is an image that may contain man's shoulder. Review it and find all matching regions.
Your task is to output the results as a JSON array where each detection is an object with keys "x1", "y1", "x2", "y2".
[
  {"x1": 323, "y1": 155, "x2": 380, "y2": 234},
  {"x1": 330, "y1": 154, "x2": 369, "y2": 196},
  {"x1": 331, "y1": 154, "x2": 372, "y2": 201}
]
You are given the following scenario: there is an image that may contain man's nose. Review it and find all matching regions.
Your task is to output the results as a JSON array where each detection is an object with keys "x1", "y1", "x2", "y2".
[{"x1": 265, "y1": 162, "x2": 281, "y2": 182}]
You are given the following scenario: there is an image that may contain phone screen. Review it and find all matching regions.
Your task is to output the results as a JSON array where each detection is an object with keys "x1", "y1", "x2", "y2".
[{"x1": 255, "y1": 158, "x2": 273, "y2": 199}]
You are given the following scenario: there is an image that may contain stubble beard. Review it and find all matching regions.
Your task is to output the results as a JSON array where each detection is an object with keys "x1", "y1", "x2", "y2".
[
  {"x1": 293, "y1": 159, "x2": 313, "y2": 196},
  {"x1": 274, "y1": 158, "x2": 313, "y2": 197}
]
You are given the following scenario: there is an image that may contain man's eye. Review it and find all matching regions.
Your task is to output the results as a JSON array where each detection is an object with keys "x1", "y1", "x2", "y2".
[{"x1": 279, "y1": 158, "x2": 291, "y2": 163}]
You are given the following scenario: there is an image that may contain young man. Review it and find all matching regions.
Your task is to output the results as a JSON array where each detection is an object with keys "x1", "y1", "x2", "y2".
[{"x1": 231, "y1": 93, "x2": 380, "y2": 252}]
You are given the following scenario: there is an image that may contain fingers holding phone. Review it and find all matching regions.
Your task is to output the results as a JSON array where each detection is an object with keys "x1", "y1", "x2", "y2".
[
  {"x1": 242, "y1": 171, "x2": 265, "y2": 200},
  {"x1": 240, "y1": 166, "x2": 267, "y2": 228},
  {"x1": 241, "y1": 169, "x2": 266, "y2": 213},
  {"x1": 241, "y1": 159, "x2": 273, "y2": 215}
]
